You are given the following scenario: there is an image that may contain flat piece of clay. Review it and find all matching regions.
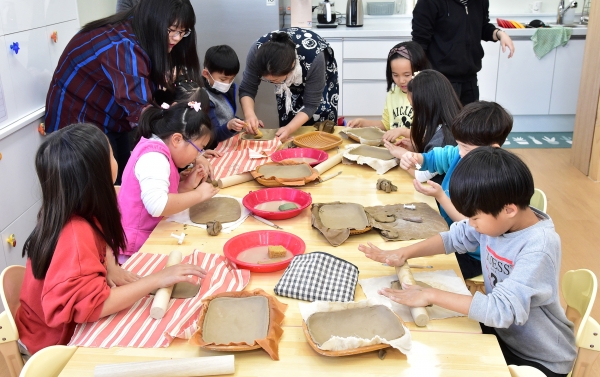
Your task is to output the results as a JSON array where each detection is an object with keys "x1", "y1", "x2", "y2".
[
  {"x1": 347, "y1": 145, "x2": 395, "y2": 160},
  {"x1": 257, "y1": 164, "x2": 314, "y2": 179},
  {"x1": 346, "y1": 127, "x2": 385, "y2": 141},
  {"x1": 318, "y1": 203, "x2": 370, "y2": 230},
  {"x1": 150, "y1": 281, "x2": 201, "y2": 298},
  {"x1": 306, "y1": 306, "x2": 405, "y2": 346},
  {"x1": 202, "y1": 296, "x2": 270, "y2": 345},
  {"x1": 365, "y1": 202, "x2": 449, "y2": 241},
  {"x1": 190, "y1": 197, "x2": 241, "y2": 225},
  {"x1": 241, "y1": 128, "x2": 278, "y2": 141}
]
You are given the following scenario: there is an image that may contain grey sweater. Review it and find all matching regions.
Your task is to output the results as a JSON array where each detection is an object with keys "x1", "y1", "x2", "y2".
[
  {"x1": 441, "y1": 208, "x2": 576, "y2": 374},
  {"x1": 239, "y1": 43, "x2": 326, "y2": 119}
]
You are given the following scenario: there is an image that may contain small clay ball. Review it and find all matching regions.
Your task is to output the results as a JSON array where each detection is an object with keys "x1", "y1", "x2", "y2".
[{"x1": 206, "y1": 220, "x2": 222, "y2": 236}]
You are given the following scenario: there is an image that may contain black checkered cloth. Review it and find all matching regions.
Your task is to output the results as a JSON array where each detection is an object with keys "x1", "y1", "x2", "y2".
[{"x1": 274, "y1": 252, "x2": 359, "y2": 302}]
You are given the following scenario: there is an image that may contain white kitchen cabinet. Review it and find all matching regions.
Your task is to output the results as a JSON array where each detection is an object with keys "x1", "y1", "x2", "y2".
[
  {"x1": 328, "y1": 39, "x2": 343, "y2": 116},
  {"x1": 1, "y1": 199, "x2": 41, "y2": 267},
  {"x1": 343, "y1": 81, "x2": 387, "y2": 117},
  {"x1": 0, "y1": 0, "x2": 46, "y2": 35},
  {"x1": 343, "y1": 60, "x2": 386, "y2": 81},
  {"x1": 4, "y1": 28, "x2": 53, "y2": 120},
  {"x1": 0, "y1": 117, "x2": 43, "y2": 232},
  {"x1": 46, "y1": 20, "x2": 80, "y2": 72},
  {"x1": 549, "y1": 39, "x2": 586, "y2": 115},
  {"x1": 478, "y1": 41, "x2": 500, "y2": 102},
  {"x1": 0, "y1": 35, "x2": 19, "y2": 130},
  {"x1": 496, "y1": 40, "x2": 556, "y2": 115},
  {"x1": 344, "y1": 39, "x2": 408, "y2": 59},
  {"x1": 44, "y1": 0, "x2": 78, "y2": 26}
]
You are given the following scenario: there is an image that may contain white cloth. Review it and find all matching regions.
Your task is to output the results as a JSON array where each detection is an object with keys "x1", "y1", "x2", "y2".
[
  {"x1": 358, "y1": 270, "x2": 471, "y2": 324},
  {"x1": 135, "y1": 135, "x2": 170, "y2": 217},
  {"x1": 165, "y1": 194, "x2": 251, "y2": 233},
  {"x1": 274, "y1": 54, "x2": 303, "y2": 115},
  {"x1": 342, "y1": 144, "x2": 399, "y2": 175},
  {"x1": 414, "y1": 169, "x2": 438, "y2": 182},
  {"x1": 299, "y1": 299, "x2": 412, "y2": 354}
]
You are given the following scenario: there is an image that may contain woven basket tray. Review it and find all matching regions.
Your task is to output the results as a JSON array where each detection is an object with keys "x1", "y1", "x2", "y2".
[{"x1": 293, "y1": 131, "x2": 342, "y2": 151}]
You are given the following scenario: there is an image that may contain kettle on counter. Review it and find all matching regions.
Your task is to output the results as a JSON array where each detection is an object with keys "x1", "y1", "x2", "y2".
[{"x1": 346, "y1": 0, "x2": 363, "y2": 27}]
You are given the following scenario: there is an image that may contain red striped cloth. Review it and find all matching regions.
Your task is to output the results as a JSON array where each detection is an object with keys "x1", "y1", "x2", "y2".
[
  {"x1": 68, "y1": 251, "x2": 250, "y2": 348},
  {"x1": 210, "y1": 134, "x2": 281, "y2": 180}
]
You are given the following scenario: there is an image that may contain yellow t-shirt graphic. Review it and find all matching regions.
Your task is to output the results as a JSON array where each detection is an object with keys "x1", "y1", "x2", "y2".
[{"x1": 381, "y1": 85, "x2": 413, "y2": 130}]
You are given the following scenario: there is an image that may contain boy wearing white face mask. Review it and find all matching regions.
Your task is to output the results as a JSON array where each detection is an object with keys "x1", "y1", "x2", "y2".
[{"x1": 201, "y1": 45, "x2": 245, "y2": 148}]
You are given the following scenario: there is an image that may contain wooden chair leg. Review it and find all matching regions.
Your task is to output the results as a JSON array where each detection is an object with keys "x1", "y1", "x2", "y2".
[
  {"x1": 571, "y1": 347, "x2": 600, "y2": 377},
  {"x1": 0, "y1": 341, "x2": 24, "y2": 377}
]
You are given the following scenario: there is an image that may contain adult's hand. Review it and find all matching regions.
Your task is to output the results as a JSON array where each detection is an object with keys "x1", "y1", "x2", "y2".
[
  {"x1": 243, "y1": 115, "x2": 263, "y2": 135},
  {"x1": 499, "y1": 31, "x2": 515, "y2": 58}
]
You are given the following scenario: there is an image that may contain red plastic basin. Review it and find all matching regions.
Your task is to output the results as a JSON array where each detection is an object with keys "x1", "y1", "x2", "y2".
[
  {"x1": 242, "y1": 187, "x2": 312, "y2": 220},
  {"x1": 270, "y1": 148, "x2": 328, "y2": 166},
  {"x1": 223, "y1": 230, "x2": 306, "y2": 273}
]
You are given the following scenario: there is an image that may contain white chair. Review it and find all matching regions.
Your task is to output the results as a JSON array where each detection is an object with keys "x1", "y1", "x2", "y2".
[
  {"x1": 19, "y1": 345, "x2": 77, "y2": 377},
  {"x1": 0, "y1": 266, "x2": 26, "y2": 377}
]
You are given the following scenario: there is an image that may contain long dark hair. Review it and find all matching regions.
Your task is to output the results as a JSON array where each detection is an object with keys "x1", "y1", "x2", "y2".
[
  {"x1": 386, "y1": 41, "x2": 431, "y2": 92},
  {"x1": 81, "y1": 0, "x2": 201, "y2": 91},
  {"x1": 137, "y1": 88, "x2": 213, "y2": 144},
  {"x1": 255, "y1": 32, "x2": 296, "y2": 77},
  {"x1": 23, "y1": 124, "x2": 126, "y2": 279},
  {"x1": 407, "y1": 70, "x2": 461, "y2": 152}
]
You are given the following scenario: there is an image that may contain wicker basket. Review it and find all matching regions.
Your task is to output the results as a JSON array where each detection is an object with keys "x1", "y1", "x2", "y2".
[{"x1": 293, "y1": 131, "x2": 342, "y2": 151}]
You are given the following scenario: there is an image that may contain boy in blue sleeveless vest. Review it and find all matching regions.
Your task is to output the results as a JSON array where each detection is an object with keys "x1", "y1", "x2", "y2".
[
  {"x1": 360, "y1": 147, "x2": 576, "y2": 377},
  {"x1": 398, "y1": 101, "x2": 512, "y2": 279}
]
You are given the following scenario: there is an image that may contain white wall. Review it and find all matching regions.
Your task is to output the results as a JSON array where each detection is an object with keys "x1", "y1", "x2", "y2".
[
  {"x1": 77, "y1": 0, "x2": 117, "y2": 26},
  {"x1": 282, "y1": 0, "x2": 560, "y2": 16}
]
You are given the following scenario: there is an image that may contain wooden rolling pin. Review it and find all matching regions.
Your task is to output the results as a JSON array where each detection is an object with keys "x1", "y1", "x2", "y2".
[
  {"x1": 216, "y1": 172, "x2": 254, "y2": 188},
  {"x1": 150, "y1": 250, "x2": 182, "y2": 320},
  {"x1": 314, "y1": 151, "x2": 344, "y2": 175},
  {"x1": 395, "y1": 264, "x2": 430, "y2": 327},
  {"x1": 94, "y1": 355, "x2": 235, "y2": 377}
]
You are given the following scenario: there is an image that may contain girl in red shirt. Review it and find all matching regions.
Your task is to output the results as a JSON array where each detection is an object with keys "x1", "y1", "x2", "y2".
[{"x1": 16, "y1": 123, "x2": 206, "y2": 355}]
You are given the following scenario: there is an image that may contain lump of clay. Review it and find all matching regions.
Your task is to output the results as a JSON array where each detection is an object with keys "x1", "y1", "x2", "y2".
[
  {"x1": 381, "y1": 229, "x2": 399, "y2": 239},
  {"x1": 206, "y1": 220, "x2": 222, "y2": 236},
  {"x1": 314, "y1": 120, "x2": 336, "y2": 134},
  {"x1": 254, "y1": 129, "x2": 263, "y2": 139},
  {"x1": 279, "y1": 203, "x2": 299, "y2": 211},
  {"x1": 372, "y1": 212, "x2": 396, "y2": 223},
  {"x1": 402, "y1": 216, "x2": 423, "y2": 223},
  {"x1": 376, "y1": 178, "x2": 397, "y2": 193}
]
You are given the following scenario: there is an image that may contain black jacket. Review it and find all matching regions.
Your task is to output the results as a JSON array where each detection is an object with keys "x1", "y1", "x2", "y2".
[{"x1": 412, "y1": 0, "x2": 497, "y2": 82}]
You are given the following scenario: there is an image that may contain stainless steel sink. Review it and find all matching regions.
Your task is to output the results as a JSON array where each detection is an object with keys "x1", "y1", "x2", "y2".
[{"x1": 548, "y1": 23, "x2": 587, "y2": 28}]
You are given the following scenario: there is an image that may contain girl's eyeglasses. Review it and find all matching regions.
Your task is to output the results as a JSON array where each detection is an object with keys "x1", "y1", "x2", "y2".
[
  {"x1": 168, "y1": 28, "x2": 191, "y2": 38},
  {"x1": 187, "y1": 139, "x2": 204, "y2": 154}
]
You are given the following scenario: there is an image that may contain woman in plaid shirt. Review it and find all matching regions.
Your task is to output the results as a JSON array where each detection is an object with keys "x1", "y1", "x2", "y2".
[{"x1": 45, "y1": 0, "x2": 202, "y2": 184}]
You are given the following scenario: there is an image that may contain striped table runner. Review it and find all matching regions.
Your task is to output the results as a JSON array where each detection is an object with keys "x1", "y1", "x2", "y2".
[
  {"x1": 210, "y1": 134, "x2": 281, "y2": 180},
  {"x1": 69, "y1": 251, "x2": 250, "y2": 348}
]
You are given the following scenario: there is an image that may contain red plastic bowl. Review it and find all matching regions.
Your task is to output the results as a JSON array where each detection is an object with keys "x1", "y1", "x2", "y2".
[
  {"x1": 270, "y1": 148, "x2": 328, "y2": 166},
  {"x1": 242, "y1": 187, "x2": 312, "y2": 220},
  {"x1": 223, "y1": 230, "x2": 306, "y2": 272}
]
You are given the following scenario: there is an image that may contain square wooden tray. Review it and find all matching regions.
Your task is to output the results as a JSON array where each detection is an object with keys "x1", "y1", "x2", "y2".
[{"x1": 293, "y1": 131, "x2": 342, "y2": 151}]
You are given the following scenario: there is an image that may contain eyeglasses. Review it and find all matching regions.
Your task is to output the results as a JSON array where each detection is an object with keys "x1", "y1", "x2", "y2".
[
  {"x1": 259, "y1": 76, "x2": 286, "y2": 84},
  {"x1": 168, "y1": 28, "x2": 191, "y2": 38},
  {"x1": 187, "y1": 139, "x2": 204, "y2": 154}
]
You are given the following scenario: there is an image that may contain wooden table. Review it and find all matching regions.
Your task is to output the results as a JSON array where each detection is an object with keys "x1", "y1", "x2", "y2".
[{"x1": 59, "y1": 128, "x2": 510, "y2": 376}]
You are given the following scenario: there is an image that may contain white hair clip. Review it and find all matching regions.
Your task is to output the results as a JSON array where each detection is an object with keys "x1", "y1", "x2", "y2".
[
  {"x1": 160, "y1": 102, "x2": 170, "y2": 109},
  {"x1": 412, "y1": 71, "x2": 421, "y2": 79},
  {"x1": 188, "y1": 101, "x2": 201, "y2": 112}
]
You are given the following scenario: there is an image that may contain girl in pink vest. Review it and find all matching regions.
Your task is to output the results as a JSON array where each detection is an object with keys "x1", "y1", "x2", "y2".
[{"x1": 118, "y1": 89, "x2": 219, "y2": 262}]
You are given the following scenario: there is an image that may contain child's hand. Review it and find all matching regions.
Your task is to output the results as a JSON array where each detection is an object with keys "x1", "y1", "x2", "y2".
[
  {"x1": 396, "y1": 138, "x2": 414, "y2": 151},
  {"x1": 413, "y1": 179, "x2": 444, "y2": 200},
  {"x1": 346, "y1": 118, "x2": 365, "y2": 128},
  {"x1": 358, "y1": 242, "x2": 407, "y2": 266},
  {"x1": 275, "y1": 126, "x2": 293, "y2": 142},
  {"x1": 227, "y1": 118, "x2": 246, "y2": 132},
  {"x1": 203, "y1": 149, "x2": 222, "y2": 158},
  {"x1": 179, "y1": 164, "x2": 206, "y2": 192},
  {"x1": 383, "y1": 139, "x2": 408, "y2": 160},
  {"x1": 152, "y1": 263, "x2": 208, "y2": 288},
  {"x1": 194, "y1": 181, "x2": 219, "y2": 201},
  {"x1": 378, "y1": 285, "x2": 432, "y2": 308},
  {"x1": 399, "y1": 151, "x2": 421, "y2": 170},
  {"x1": 195, "y1": 155, "x2": 214, "y2": 179},
  {"x1": 105, "y1": 246, "x2": 140, "y2": 288},
  {"x1": 382, "y1": 128, "x2": 404, "y2": 142}
]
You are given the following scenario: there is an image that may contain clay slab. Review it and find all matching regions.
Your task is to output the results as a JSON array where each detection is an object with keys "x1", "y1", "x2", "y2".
[
  {"x1": 202, "y1": 296, "x2": 270, "y2": 344},
  {"x1": 241, "y1": 128, "x2": 278, "y2": 141},
  {"x1": 346, "y1": 127, "x2": 385, "y2": 141},
  {"x1": 347, "y1": 145, "x2": 395, "y2": 160},
  {"x1": 258, "y1": 164, "x2": 314, "y2": 179},
  {"x1": 190, "y1": 197, "x2": 241, "y2": 224},
  {"x1": 318, "y1": 203, "x2": 369, "y2": 230},
  {"x1": 306, "y1": 305, "x2": 405, "y2": 346}
]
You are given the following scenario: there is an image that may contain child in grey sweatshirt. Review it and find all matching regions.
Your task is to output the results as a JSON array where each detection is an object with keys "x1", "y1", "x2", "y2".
[{"x1": 359, "y1": 147, "x2": 576, "y2": 377}]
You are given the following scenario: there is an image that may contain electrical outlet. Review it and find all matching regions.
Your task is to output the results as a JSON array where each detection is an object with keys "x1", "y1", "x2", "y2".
[{"x1": 286, "y1": 6, "x2": 291, "y2": 15}]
